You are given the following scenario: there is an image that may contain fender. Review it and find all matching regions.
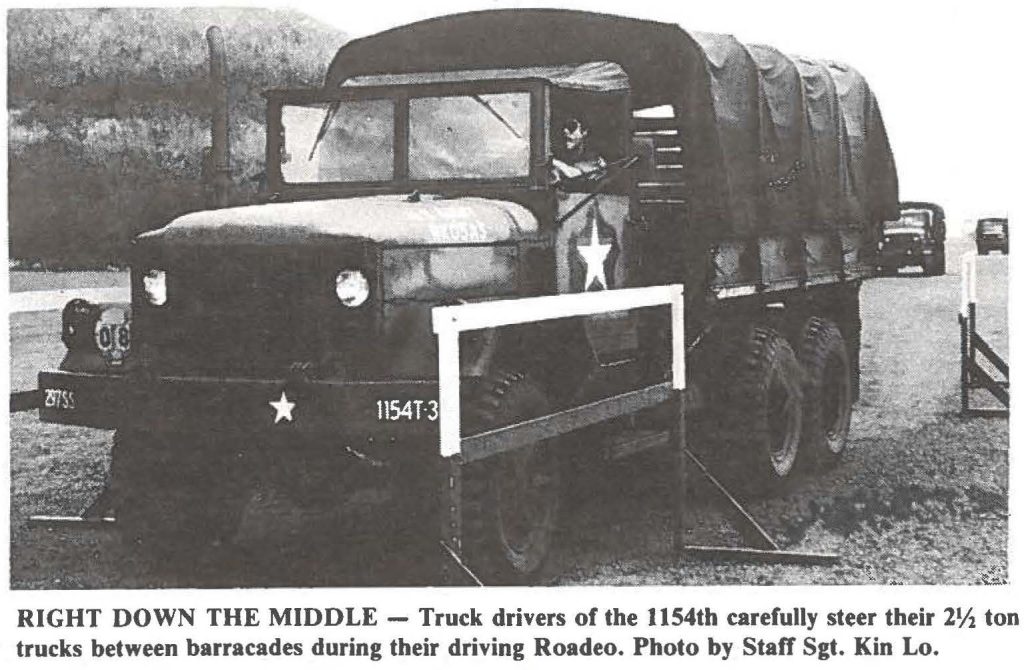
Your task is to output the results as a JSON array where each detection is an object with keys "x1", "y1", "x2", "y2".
[{"x1": 478, "y1": 316, "x2": 645, "y2": 410}]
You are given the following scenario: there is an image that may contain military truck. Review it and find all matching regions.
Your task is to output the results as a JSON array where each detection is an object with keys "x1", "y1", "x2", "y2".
[
  {"x1": 877, "y1": 201, "x2": 946, "y2": 275},
  {"x1": 976, "y1": 217, "x2": 1008, "y2": 254},
  {"x1": 28, "y1": 10, "x2": 898, "y2": 583}
]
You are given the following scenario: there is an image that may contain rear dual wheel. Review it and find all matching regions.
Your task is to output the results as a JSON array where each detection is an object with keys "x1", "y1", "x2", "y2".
[
  {"x1": 717, "y1": 319, "x2": 852, "y2": 493},
  {"x1": 797, "y1": 318, "x2": 852, "y2": 468},
  {"x1": 716, "y1": 326, "x2": 804, "y2": 493}
]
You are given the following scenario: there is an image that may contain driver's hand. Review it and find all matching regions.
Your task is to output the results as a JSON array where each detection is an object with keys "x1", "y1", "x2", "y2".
[
  {"x1": 551, "y1": 158, "x2": 583, "y2": 181},
  {"x1": 578, "y1": 157, "x2": 608, "y2": 180}
]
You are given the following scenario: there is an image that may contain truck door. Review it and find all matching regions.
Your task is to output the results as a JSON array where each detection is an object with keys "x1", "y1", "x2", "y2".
[{"x1": 555, "y1": 192, "x2": 639, "y2": 365}]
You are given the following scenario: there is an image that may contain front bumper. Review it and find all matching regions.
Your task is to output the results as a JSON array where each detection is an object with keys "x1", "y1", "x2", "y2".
[
  {"x1": 878, "y1": 247, "x2": 931, "y2": 267},
  {"x1": 37, "y1": 370, "x2": 440, "y2": 443},
  {"x1": 977, "y1": 239, "x2": 1007, "y2": 253}
]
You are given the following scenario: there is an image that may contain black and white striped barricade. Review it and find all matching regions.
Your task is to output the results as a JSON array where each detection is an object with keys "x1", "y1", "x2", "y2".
[
  {"x1": 431, "y1": 285, "x2": 687, "y2": 584},
  {"x1": 959, "y1": 252, "x2": 1009, "y2": 417}
]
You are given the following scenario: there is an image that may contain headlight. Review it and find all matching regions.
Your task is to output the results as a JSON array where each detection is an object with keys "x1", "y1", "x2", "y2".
[
  {"x1": 62, "y1": 299, "x2": 100, "y2": 350},
  {"x1": 143, "y1": 269, "x2": 167, "y2": 306},
  {"x1": 877, "y1": 241, "x2": 884, "y2": 250},
  {"x1": 334, "y1": 270, "x2": 370, "y2": 307}
]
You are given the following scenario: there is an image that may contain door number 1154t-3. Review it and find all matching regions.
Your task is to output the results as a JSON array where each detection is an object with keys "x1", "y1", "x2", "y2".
[{"x1": 376, "y1": 399, "x2": 439, "y2": 422}]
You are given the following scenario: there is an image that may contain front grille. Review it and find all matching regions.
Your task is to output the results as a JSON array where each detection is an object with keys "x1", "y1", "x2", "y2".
[
  {"x1": 882, "y1": 233, "x2": 922, "y2": 249},
  {"x1": 135, "y1": 247, "x2": 375, "y2": 377}
]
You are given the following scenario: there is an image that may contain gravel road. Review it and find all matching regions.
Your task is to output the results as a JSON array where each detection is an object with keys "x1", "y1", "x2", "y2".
[{"x1": 8, "y1": 247, "x2": 1008, "y2": 588}]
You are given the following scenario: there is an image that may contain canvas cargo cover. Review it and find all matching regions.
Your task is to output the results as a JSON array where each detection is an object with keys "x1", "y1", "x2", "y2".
[
  {"x1": 324, "y1": 9, "x2": 898, "y2": 242},
  {"x1": 791, "y1": 56, "x2": 853, "y2": 229},
  {"x1": 690, "y1": 32, "x2": 761, "y2": 236},
  {"x1": 831, "y1": 63, "x2": 900, "y2": 226},
  {"x1": 746, "y1": 45, "x2": 817, "y2": 230}
]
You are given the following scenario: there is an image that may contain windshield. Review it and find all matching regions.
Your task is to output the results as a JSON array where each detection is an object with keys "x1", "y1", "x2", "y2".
[
  {"x1": 279, "y1": 91, "x2": 532, "y2": 184},
  {"x1": 409, "y1": 93, "x2": 531, "y2": 180},
  {"x1": 884, "y1": 211, "x2": 929, "y2": 234},
  {"x1": 281, "y1": 99, "x2": 395, "y2": 183},
  {"x1": 980, "y1": 220, "x2": 1006, "y2": 234}
]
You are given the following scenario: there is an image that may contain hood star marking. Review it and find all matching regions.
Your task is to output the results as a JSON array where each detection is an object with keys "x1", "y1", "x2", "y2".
[
  {"x1": 577, "y1": 219, "x2": 612, "y2": 290},
  {"x1": 269, "y1": 391, "x2": 296, "y2": 424}
]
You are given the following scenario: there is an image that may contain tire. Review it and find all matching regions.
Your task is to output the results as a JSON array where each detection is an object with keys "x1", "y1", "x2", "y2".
[
  {"x1": 718, "y1": 326, "x2": 804, "y2": 493},
  {"x1": 924, "y1": 252, "x2": 944, "y2": 276},
  {"x1": 112, "y1": 429, "x2": 252, "y2": 556},
  {"x1": 461, "y1": 372, "x2": 561, "y2": 583},
  {"x1": 796, "y1": 318, "x2": 852, "y2": 469}
]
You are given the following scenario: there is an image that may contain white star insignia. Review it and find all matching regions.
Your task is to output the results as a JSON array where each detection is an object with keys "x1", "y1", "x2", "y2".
[
  {"x1": 269, "y1": 391, "x2": 296, "y2": 424},
  {"x1": 577, "y1": 219, "x2": 612, "y2": 290}
]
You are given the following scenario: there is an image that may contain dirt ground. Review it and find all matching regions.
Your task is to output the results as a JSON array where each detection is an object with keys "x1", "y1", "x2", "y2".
[{"x1": 8, "y1": 242, "x2": 1009, "y2": 588}]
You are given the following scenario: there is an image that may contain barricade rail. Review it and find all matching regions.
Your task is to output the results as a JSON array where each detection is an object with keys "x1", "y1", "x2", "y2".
[
  {"x1": 959, "y1": 253, "x2": 1009, "y2": 417},
  {"x1": 430, "y1": 284, "x2": 686, "y2": 458}
]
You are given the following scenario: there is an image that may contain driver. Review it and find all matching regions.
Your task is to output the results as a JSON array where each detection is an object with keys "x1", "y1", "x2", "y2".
[{"x1": 551, "y1": 117, "x2": 607, "y2": 183}]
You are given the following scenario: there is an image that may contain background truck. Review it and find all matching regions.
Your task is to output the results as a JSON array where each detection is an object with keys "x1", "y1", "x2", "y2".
[
  {"x1": 976, "y1": 217, "x2": 1009, "y2": 254},
  {"x1": 28, "y1": 9, "x2": 898, "y2": 583},
  {"x1": 878, "y1": 201, "x2": 946, "y2": 275}
]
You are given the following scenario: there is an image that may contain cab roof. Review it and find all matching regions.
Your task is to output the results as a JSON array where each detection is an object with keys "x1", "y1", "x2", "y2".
[
  {"x1": 342, "y1": 61, "x2": 630, "y2": 93},
  {"x1": 901, "y1": 201, "x2": 946, "y2": 222},
  {"x1": 325, "y1": 9, "x2": 699, "y2": 109}
]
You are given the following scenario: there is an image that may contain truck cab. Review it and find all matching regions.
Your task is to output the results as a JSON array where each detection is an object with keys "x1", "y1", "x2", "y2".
[
  {"x1": 129, "y1": 64, "x2": 644, "y2": 386},
  {"x1": 976, "y1": 217, "x2": 1008, "y2": 255},
  {"x1": 878, "y1": 202, "x2": 946, "y2": 276}
]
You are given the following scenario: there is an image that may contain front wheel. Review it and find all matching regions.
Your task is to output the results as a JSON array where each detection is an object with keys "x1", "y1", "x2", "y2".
[
  {"x1": 461, "y1": 373, "x2": 561, "y2": 583},
  {"x1": 112, "y1": 429, "x2": 253, "y2": 556}
]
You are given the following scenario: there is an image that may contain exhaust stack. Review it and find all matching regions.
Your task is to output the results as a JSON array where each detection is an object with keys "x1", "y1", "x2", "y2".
[{"x1": 206, "y1": 25, "x2": 231, "y2": 208}]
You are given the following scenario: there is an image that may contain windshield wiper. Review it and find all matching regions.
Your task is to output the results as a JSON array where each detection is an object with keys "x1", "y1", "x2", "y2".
[
  {"x1": 471, "y1": 95, "x2": 523, "y2": 140},
  {"x1": 308, "y1": 101, "x2": 341, "y2": 161}
]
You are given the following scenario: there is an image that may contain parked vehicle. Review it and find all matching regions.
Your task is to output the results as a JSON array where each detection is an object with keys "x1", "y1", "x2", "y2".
[
  {"x1": 27, "y1": 10, "x2": 898, "y2": 582},
  {"x1": 976, "y1": 217, "x2": 1008, "y2": 254},
  {"x1": 878, "y1": 202, "x2": 946, "y2": 275}
]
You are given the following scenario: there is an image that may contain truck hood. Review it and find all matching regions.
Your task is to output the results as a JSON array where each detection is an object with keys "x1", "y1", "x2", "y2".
[{"x1": 136, "y1": 194, "x2": 538, "y2": 247}]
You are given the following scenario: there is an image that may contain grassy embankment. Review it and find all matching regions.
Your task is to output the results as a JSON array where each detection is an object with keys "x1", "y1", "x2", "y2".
[{"x1": 8, "y1": 8, "x2": 346, "y2": 269}]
